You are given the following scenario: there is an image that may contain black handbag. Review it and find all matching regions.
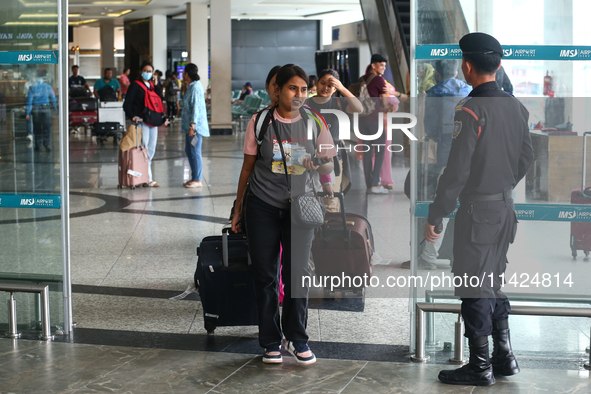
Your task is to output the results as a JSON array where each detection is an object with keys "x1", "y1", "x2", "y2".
[{"x1": 274, "y1": 118, "x2": 325, "y2": 229}]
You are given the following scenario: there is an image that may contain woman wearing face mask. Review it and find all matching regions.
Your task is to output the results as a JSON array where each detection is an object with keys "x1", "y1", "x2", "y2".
[
  {"x1": 231, "y1": 64, "x2": 336, "y2": 366},
  {"x1": 306, "y1": 70, "x2": 362, "y2": 210},
  {"x1": 123, "y1": 61, "x2": 167, "y2": 187}
]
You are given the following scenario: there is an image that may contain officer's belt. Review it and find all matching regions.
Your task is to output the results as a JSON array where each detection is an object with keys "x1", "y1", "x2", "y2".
[{"x1": 467, "y1": 189, "x2": 512, "y2": 202}]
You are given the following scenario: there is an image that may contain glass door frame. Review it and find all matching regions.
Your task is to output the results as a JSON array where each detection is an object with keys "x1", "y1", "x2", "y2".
[{"x1": 58, "y1": 0, "x2": 72, "y2": 336}]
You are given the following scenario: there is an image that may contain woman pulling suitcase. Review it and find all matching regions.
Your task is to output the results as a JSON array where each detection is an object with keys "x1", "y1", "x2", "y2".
[
  {"x1": 123, "y1": 61, "x2": 167, "y2": 187},
  {"x1": 231, "y1": 64, "x2": 337, "y2": 365}
]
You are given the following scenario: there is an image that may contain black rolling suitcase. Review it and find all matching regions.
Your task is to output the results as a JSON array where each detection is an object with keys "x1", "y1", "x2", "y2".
[{"x1": 194, "y1": 228, "x2": 258, "y2": 334}]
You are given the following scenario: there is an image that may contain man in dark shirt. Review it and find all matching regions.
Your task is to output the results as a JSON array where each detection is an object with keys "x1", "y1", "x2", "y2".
[
  {"x1": 68, "y1": 65, "x2": 90, "y2": 97},
  {"x1": 425, "y1": 33, "x2": 533, "y2": 386},
  {"x1": 359, "y1": 53, "x2": 391, "y2": 194}
]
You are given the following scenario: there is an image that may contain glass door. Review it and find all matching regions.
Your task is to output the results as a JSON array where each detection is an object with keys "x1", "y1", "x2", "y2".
[
  {"x1": 410, "y1": 0, "x2": 591, "y2": 361},
  {"x1": 0, "y1": 0, "x2": 70, "y2": 337}
]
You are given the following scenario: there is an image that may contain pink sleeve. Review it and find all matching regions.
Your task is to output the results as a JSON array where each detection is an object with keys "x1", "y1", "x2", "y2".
[
  {"x1": 320, "y1": 173, "x2": 332, "y2": 184},
  {"x1": 243, "y1": 114, "x2": 258, "y2": 155},
  {"x1": 315, "y1": 116, "x2": 337, "y2": 159}
]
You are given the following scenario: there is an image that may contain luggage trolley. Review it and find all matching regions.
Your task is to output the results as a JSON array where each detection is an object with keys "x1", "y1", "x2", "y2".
[
  {"x1": 94, "y1": 101, "x2": 125, "y2": 144},
  {"x1": 69, "y1": 96, "x2": 98, "y2": 135}
]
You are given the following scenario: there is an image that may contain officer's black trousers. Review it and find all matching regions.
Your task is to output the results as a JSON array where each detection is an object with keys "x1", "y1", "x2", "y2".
[
  {"x1": 461, "y1": 296, "x2": 510, "y2": 339},
  {"x1": 452, "y1": 197, "x2": 517, "y2": 339}
]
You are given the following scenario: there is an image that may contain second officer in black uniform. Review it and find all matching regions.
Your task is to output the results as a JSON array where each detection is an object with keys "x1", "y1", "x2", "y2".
[{"x1": 424, "y1": 33, "x2": 534, "y2": 386}]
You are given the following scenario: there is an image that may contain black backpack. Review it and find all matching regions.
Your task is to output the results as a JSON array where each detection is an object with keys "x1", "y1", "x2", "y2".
[
  {"x1": 70, "y1": 87, "x2": 89, "y2": 98},
  {"x1": 99, "y1": 85, "x2": 118, "y2": 102}
]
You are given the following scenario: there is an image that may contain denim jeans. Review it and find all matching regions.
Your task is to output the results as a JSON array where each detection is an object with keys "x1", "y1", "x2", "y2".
[
  {"x1": 141, "y1": 124, "x2": 158, "y2": 181},
  {"x1": 185, "y1": 133, "x2": 203, "y2": 181},
  {"x1": 244, "y1": 193, "x2": 314, "y2": 348},
  {"x1": 32, "y1": 107, "x2": 52, "y2": 148}
]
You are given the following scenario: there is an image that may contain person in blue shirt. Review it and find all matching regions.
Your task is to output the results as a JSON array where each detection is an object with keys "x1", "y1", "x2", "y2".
[
  {"x1": 401, "y1": 59, "x2": 472, "y2": 270},
  {"x1": 93, "y1": 68, "x2": 121, "y2": 101},
  {"x1": 26, "y1": 69, "x2": 57, "y2": 152},
  {"x1": 181, "y1": 63, "x2": 209, "y2": 188},
  {"x1": 425, "y1": 59, "x2": 473, "y2": 165}
]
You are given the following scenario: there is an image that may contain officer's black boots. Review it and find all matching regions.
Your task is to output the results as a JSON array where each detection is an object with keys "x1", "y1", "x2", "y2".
[
  {"x1": 491, "y1": 320, "x2": 520, "y2": 376},
  {"x1": 438, "y1": 337, "x2": 496, "y2": 386}
]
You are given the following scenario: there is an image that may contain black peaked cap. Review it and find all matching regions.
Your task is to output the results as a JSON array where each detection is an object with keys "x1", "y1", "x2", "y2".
[{"x1": 459, "y1": 33, "x2": 504, "y2": 57}]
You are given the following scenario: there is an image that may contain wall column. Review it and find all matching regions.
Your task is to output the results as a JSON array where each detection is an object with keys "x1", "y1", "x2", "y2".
[
  {"x1": 100, "y1": 19, "x2": 115, "y2": 74},
  {"x1": 150, "y1": 15, "x2": 168, "y2": 75},
  {"x1": 209, "y1": 0, "x2": 232, "y2": 133},
  {"x1": 187, "y1": 2, "x2": 209, "y2": 89}
]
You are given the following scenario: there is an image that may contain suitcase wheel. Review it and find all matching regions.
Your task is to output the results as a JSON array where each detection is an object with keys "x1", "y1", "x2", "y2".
[
  {"x1": 117, "y1": 185, "x2": 122, "y2": 189},
  {"x1": 204, "y1": 317, "x2": 216, "y2": 334},
  {"x1": 571, "y1": 235, "x2": 578, "y2": 259},
  {"x1": 585, "y1": 251, "x2": 590, "y2": 261},
  {"x1": 131, "y1": 186, "x2": 136, "y2": 190}
]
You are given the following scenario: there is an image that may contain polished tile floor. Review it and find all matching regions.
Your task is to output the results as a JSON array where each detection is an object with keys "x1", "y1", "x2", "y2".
[{"x1": 1, "y1": 120, "x2": 591, "y2": 392}]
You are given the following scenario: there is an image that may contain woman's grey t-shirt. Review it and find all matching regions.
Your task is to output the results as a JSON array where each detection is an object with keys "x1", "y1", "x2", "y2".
[{"x1": 243, "y1": 110, "x2": 337, "y2": 210}]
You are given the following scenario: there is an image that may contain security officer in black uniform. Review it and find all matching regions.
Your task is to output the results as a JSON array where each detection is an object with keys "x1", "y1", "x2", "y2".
[{"x1": 424, "y1": 33, "x2": 534, "y2": 386}]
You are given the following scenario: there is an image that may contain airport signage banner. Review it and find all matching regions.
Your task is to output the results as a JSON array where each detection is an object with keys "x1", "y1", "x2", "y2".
[
  {"x1": 0, "y1": 50, "x2": 58, "y2": 64},
  {"x1": 416, "y1": 45, "x2": 591, "y2": 61},
  {"x1": 0, "y1": 193, "x2": 61, "y2": 209},
  {"x1": 415, "y1": 202, "x2": 591, "y2": 222}
]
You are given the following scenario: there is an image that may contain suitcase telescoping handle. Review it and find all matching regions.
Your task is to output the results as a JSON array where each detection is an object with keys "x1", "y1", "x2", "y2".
[
  {"x1": 316, "y1": 192, "x2": 348, "y2": 233},
  {"x1": 582, "y1": 132, "x2": 591, "y2": 198},
  {"x1": 133, "y1": 121, "x2": 142, "y2": 150},
  {"x1": 221, "y1": 227, "x2": 251, "y2": 268}
]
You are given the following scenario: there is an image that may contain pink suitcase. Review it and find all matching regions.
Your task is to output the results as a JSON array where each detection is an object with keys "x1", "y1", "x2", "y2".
[
  {"x1": 570, "y1": 131, "x2": 591, "y2": 258},
  {"x1": 118, "y1": 124, "x2": 149, "y2": 189}
]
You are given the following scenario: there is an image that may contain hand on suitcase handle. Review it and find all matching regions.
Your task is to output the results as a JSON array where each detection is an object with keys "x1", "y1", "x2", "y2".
[
  {"x1": 322, "y1": 183, "x2": 334, "y2": 198},
  {"x1": 316, "y1": 192, "x2": 349, "y2": 236}
]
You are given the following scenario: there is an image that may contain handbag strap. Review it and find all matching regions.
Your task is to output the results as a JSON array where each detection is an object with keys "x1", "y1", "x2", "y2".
[
  {"x1": 272, "y1": 116, "x2": 318, "y2": 201},
  {"x1": 272, "y1": 117, "x2": 291, "y2": 196}
]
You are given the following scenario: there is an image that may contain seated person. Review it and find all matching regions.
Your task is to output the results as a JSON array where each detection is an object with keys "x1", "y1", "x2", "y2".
[
  {"x1": 233, "y1": 82, "x2": 253, "y2": 103},
  {"x1": 94, "y1": 68, "x2": 121, "y2": 101}
]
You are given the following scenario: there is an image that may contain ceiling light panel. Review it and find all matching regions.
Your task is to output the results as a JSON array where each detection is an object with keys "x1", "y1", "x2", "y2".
[
  {"x1": 106, "y1": 9, "x2": 133, "y2": 17},
  {"x1": 18, "y1": 0, "x2": 57, "y2": 6}
]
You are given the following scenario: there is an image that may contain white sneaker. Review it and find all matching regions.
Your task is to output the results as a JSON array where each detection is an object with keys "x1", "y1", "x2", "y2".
[
  {"x1": 369, "y1": 186, "x2": 389, "y2": 194},
  {"x1": 26, "y1": 134, "x2": 33, "y2": 141}
]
